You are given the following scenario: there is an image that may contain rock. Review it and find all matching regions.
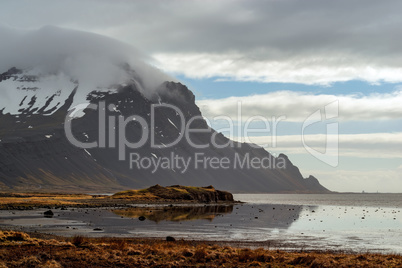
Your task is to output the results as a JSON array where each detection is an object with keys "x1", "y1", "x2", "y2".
[
  {"x1": 44, "y1": 210, "x2": 54, "y2": 218},
  {"x1": 166, "y1": 236, "x2": 176, "y2": 242}
]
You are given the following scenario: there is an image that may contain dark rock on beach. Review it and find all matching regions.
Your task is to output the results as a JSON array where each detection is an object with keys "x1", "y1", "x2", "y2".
[
  {"x1": 166, "y1": 236, "x2": 176, "y2": 242},
  {"x1": 43, "y1": 210, "x2": 54, "y2": 218}
]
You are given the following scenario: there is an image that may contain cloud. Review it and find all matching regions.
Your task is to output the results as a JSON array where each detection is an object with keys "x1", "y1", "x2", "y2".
[
  {"x1": 240, "y1": 133, "x2": 402, "y2": 159},
  {"x1": 0, "y1": 25, "x2": 173, "y2": 112},
  {"x1": 0, "y1": 25, "x2": 171, "y2": 89},
  {"x1": 3, "y1": 1, "x2": 402, "y2": 84},
  {"x1": 196, "y1": 90, "x2": 402, "y2": 122},
  {"x1": 154, "y1": 53, "x2": 402, "y2": 85}
]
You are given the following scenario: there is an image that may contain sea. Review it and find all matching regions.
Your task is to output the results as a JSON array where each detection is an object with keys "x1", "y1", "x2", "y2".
[{"x1": 1, "y1": 193, "x2": 401, "y2": 254}]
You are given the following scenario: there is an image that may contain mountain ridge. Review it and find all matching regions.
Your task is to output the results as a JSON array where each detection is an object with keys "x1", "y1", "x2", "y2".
[{"x1": 0, "y1": 66, "x2": 330, "y2": 193}]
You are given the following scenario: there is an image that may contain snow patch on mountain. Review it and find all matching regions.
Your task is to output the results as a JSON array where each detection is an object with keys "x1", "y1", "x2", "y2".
[{"x1": 0, "y1": 70, "x2": 77, "y2": 115}]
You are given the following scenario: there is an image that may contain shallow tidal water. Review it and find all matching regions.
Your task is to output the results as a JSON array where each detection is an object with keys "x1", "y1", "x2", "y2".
[{"x1": 1, "y1": 193, "x2": 401, "y2": 254}]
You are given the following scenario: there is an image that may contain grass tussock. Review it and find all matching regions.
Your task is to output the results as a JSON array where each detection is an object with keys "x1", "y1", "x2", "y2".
[
  {"x1": 0, "y1": 230, "x2": 401, "y2": 267},
  {"x1": 71, "y1": 235, "x2": 88, "y2": 247}
]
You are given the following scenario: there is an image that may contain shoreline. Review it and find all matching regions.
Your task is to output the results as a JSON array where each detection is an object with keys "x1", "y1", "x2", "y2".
[{"x1": 1, "y1": 191, "x2": 401, "y2": 261}]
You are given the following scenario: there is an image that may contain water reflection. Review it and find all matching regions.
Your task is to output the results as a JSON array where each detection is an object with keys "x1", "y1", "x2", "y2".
[
  {"x1": 112, "y1": 205, "x2": 233, "y2": 222},
  {"x1": 1, "y1": 194, "x2": 401, "y2": 253}
]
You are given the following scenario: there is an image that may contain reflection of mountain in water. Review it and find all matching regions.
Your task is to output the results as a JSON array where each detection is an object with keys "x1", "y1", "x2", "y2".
[{"x1": 113, "y1": 205, "x2": 233, "y2": 223}]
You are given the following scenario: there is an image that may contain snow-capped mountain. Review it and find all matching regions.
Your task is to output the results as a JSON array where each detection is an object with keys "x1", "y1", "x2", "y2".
[{"x1": 0, "y1": 26, "x2": 329, "y2": 193}]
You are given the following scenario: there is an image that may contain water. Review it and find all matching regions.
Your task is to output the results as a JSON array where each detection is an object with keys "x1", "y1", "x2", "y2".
[
  {"x1": 239, "y1": 193, "x2": 402, "y2": 208},
  {"x1": 1, "y1": 193, "x2": 401, "y2": 254}
]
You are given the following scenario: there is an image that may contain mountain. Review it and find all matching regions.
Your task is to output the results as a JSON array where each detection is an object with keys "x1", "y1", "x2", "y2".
[{"x1": 0, "y1": 27, "x2": 329, "y2": 193}]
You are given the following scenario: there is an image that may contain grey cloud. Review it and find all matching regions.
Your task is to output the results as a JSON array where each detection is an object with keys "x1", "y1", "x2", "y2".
[
  {"x1": 2, "y1": 0, "x2": 402, "y2": 83},
  {"x1": 0, "y1": 25, "x2": 173, "y2": 110},
  {"x1": 2, "y1": 0, "x2": 402, "y2": 57}
]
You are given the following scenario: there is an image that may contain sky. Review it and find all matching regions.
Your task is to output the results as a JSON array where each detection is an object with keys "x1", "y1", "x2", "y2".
[{"x1": 1, "y1": 0, "x2": 401, "y2": 192}]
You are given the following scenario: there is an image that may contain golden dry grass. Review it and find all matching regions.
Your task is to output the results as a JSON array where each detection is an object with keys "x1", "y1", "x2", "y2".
[
  {"x1": 0, "y1": 193, "x2": 95, "y2": 209},
  {"x1": 0, "y1": 185, "x2": 234, "y2": 209},
  {"x1": 0, "y1": 230, "x2": 401, "y2": 267}
]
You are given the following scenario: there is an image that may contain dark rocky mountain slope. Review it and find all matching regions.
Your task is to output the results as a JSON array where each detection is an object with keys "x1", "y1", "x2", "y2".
[{"x1": 0, "y1": 67, "x2": 330, "y2": 193}]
